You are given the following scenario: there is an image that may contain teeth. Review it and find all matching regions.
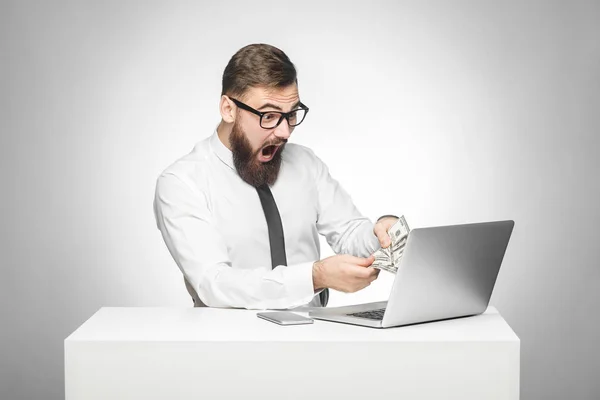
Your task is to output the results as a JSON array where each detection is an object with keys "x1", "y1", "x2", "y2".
[{"x1": 261, "y1": 145, "x2": 274, "y2": 158}]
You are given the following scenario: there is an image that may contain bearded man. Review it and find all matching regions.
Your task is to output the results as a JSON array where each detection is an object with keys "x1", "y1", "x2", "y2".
[{"x1": 154, "y1": 43, "x2": 399, "y2": 309}]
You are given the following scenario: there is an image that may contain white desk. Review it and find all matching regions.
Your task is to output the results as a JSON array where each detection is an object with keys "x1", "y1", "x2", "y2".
[{"x1": 65, "y1": 307, "x2": 519, "y2": 399}]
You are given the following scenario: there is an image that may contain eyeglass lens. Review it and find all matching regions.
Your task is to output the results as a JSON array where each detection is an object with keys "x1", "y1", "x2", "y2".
[{"x1": 261, "y1": 109, "x2": 307, "y2": 128}]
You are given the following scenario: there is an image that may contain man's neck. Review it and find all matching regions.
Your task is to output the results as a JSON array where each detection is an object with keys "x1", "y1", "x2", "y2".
[{"x1": 217, "y1": 121, "x2": 233, "y2": 151}]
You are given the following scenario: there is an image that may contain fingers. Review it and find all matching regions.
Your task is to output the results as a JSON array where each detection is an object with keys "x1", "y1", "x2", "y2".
[
  {"x1": 353, "y1": 274, "x2": 377, "y2": 292},
  {"x1": 338, "y1": 268, "x2": 380, "y2": 293},
  {"x1": 369, "y1": 270, "x2": 380, "y2": 283},
  {"x1": 373, "y1": 223, "x2": 391, "y2": 248},
  {"x1": 367, "y1": 268, "x2": 380, "y2": 281},
  {"x1": 347, "y1": 264, "x2": 380, "y2": 279},
  {"x1": 332, "y1": 255, "x2": 382, "y2": 293},
  {"x1": 362, "y1": 254, "x2": 375, "y2": 266},
  {"x1": 341, "y1": 254, "x2": 375, "y2": 267}
]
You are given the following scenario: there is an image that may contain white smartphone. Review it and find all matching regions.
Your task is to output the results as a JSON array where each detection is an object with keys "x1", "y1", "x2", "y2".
[{"x1": 256, "y1": 311, "x2": 314, "y2": 326}]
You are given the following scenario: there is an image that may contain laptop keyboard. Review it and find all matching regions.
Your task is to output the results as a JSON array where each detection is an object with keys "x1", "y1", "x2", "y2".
[{"x1": 347, "y1": 308, "x2": 386, "y2": 320}]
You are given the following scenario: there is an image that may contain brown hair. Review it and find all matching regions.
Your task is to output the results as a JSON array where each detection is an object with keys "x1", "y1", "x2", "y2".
[{"x1": 221, "y1": 43, "x2": 297, "y2": 100}]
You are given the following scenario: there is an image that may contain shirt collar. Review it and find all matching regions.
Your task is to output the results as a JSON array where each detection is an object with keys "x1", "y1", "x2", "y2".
[{"x1": 210, "y1": 127, "x2": 235, "y2": 170}]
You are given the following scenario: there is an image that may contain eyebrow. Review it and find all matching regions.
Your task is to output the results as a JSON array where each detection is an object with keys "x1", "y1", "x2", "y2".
[{"x1": 257, "y1": 101, "x2": 301, "y2": 112}]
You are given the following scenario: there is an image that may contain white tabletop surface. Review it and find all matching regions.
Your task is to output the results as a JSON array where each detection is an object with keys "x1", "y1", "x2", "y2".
[{"x1": 65, "y1": 306, "x2": 518, "y2": 343}]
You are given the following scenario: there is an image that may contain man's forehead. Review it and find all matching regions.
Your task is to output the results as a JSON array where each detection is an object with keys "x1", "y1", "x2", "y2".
[{"x1": 244, "y1": 86, "x2": 300, "y2": 110}]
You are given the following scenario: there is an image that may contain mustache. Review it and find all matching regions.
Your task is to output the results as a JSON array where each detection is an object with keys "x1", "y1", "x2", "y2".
[{"x1": 264, "y1": 139, "x2": 288, "y2": 147}]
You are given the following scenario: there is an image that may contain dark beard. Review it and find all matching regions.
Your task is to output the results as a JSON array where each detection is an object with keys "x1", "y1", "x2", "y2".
[{"x1": 229, "y1": 121, "x2": 286, "y2": 188}]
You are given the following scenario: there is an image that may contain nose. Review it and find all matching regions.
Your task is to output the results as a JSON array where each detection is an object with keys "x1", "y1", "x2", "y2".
[{"x1": 273, "y1": 118, "x2": 292, "y2": 140}]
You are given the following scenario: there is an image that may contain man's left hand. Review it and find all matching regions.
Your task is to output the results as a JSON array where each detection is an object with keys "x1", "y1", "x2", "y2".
[{"x1": 373, "y1": 216, "x2": 399, "y2": 249}]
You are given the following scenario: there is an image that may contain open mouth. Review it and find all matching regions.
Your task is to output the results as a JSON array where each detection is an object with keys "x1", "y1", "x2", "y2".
[{"x1": 258, "y1": 144, "x2": 281, "y2": 162}]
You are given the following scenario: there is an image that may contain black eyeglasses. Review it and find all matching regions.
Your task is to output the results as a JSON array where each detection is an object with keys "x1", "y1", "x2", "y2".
[{"x1": 228, "y1": 97, "x2": 309, "y2": 129}]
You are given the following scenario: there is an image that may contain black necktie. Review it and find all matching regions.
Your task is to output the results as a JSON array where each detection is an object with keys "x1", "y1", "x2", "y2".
[{"x1": 256, "y1": 184, "x2": 329, "y2": 307}]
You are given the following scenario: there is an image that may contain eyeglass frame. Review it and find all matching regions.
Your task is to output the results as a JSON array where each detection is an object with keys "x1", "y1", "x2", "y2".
[{"x1": 227, "y1": 96, "x2": 310, "y2": 129}]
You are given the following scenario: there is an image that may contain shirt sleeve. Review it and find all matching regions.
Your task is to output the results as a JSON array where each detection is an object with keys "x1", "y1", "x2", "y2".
[
  {"x1": 153, "y1": 172, "x2": 318, "y2": 310},
  {"x1": 309, "y1": 149, "x2": 381, "y2": 258}
]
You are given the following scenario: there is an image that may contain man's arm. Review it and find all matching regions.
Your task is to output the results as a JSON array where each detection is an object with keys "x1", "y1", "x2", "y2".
[
  {"x1": 308, "y1": 148, "x2": 381, "y2": 257},
  {"x1": 153, "y1": 172, "x2": 317, "y2": 310}
]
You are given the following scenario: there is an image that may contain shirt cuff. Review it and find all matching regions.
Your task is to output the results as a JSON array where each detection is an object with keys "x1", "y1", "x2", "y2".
[
  {"x1": 377, "y1": 214, "x2": 399, "y2": 222},
  {"x1": 282, "y1": 261, "x2": 317, "y2": 303}
]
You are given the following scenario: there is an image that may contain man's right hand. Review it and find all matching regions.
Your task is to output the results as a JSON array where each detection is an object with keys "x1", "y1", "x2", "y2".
[{"x1": 312, "y1": 254, "x2": 379, "y2": 293}]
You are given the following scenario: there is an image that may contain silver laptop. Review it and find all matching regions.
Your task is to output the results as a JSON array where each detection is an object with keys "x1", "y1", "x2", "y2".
[{"x1": 309, "y1": 220, "x2": 514, "y2": 328}]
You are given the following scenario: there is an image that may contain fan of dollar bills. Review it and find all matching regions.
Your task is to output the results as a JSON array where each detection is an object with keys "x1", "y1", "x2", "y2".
[{"x1": 371, "y1": 215, "x2": 410, "y2": 274}]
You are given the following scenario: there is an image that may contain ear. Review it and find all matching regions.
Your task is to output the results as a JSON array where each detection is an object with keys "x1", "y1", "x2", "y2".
[{"x1": 220, "y1": 95, "x2": 236, "y2": 123}]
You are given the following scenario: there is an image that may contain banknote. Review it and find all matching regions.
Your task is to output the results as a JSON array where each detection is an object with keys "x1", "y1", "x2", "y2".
[
  {"x1": 388, "y1": 215, "x2": 410, "y2": 242},
  {"x1": 370, "y1": 215, "x2": 410, "y2": 274}
]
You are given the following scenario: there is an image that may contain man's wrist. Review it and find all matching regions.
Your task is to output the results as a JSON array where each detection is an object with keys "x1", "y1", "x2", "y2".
[{"x1": 312, "y1": 260, "x2": 325, "y2": 292}]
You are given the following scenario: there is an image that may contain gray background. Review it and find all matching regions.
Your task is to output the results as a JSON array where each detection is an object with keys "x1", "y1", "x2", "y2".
[{"x1": 1, "y1": 1, "x2": 598, "y2": 399}]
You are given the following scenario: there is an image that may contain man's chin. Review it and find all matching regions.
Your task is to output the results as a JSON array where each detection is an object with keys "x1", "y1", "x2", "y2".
[{"x1": 230, "y1": 126, "x2": 284, "y2": 187}]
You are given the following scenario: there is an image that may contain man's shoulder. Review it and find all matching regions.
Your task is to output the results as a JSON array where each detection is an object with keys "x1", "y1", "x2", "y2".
[
  {"x1": 156, "y1": 138, "x2": 212, "y2": 192},
  {"x1": 283, "y1": 142, "x2": 321, "y2": 163},
  {"x1": 284, "y1": 142, "x2": 330, "y2": 175}
]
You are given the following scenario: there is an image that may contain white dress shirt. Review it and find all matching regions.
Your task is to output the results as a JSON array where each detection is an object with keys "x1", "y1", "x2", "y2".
[{"x1": 153, "y1": 129, "x2": 381, "y2": 309}]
